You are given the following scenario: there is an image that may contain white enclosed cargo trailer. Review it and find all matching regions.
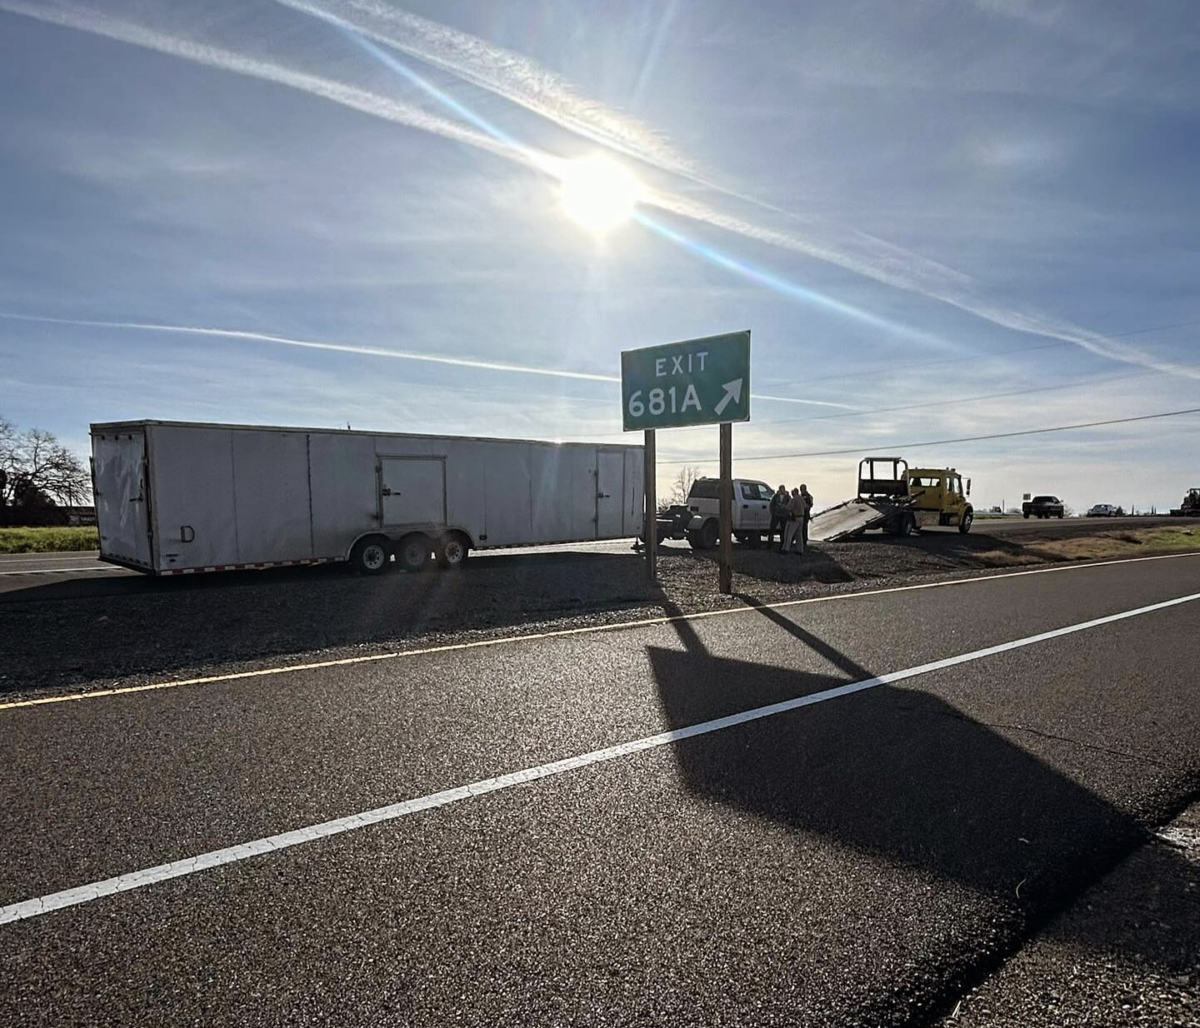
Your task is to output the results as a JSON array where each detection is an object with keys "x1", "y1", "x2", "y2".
[{"x1": 91, "y1": 421, "x2": 644, "y2": 575}]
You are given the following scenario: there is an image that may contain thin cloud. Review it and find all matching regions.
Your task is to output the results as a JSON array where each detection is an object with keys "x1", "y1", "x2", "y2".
[
  {"x1": 0, "y1": 312, "x2": 618, "y2": 382},
  {"x1": 270, "y1": 0, "x2": 702, "y2": 179},
  {"x1": 0, "y1": 0, "x2": 537, "y2": 169},
  {"x1": 4, "y1": 1, "x2": 1196, "y2": 385},
  {"x1": 0, "y1": 311, "x2": 860, "y2": 410}
]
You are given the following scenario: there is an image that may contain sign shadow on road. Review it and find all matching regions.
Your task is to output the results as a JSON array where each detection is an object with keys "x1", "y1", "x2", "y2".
[{"x1": 647, "y1": 599, "x2": 1192, "y2": 1017}]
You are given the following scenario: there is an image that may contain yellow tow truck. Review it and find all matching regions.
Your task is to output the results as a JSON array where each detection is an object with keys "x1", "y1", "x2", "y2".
[{"x1": 810, "y1": 457, "x2": 974, "y2": 541}]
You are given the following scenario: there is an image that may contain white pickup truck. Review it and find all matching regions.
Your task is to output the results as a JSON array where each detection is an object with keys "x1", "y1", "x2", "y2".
[{"x1": 670, "y1": 476, "x2": 775, "y2": 549}]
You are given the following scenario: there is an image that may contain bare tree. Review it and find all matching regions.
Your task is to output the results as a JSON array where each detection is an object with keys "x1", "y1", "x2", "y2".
[
  {"x1": 669, "y1": 466, "x2": 701, "y2": 506},
  {"x1": 0, "y1": 418, "x2": 91, "y2": 509}
]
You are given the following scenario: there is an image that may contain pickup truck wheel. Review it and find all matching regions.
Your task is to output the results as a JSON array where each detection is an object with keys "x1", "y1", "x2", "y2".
[
  {"x1": 1058, "y1": 512, "x2": 1064, "y2": 519},
  {"x1": 396, "y1": 533, "x2": 431, "y2": 572},
  {"x1": 436, "y1": 533, "x2": 469, "y2": 569},
  {"x1": 959, "y1": 511, "x2": 973, "y2": 534},
  {"x1": 700, "y1": 518, "x2": 720, "y2": 549},
  {"x1": 1023, "y1": 512, "x2": 1030, "y2": 519},
  {"x1": 351, "y1": 536, "x2": 391, "y2": 575},
  {"x1": 745, "y1": 532, "x2": 762, "y2": 549}
]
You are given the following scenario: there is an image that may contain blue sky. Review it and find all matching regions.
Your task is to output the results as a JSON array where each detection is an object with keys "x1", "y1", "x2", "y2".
[{"x1": 0, "y1": 0, "x2": 1197, "y2": 512}]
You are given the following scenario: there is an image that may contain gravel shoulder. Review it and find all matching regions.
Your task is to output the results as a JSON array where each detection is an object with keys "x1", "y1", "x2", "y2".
[{"x1": 2, "y1": 524, "x2": 1197, "y2": 700}]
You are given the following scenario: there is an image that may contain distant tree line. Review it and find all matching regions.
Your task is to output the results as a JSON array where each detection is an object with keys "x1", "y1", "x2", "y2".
[{"x1": 0, "y1": 416, "x2": 91, "y2": 526}]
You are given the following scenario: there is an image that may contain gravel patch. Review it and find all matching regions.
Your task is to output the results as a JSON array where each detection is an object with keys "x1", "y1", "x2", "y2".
[{"x1": 0, "y1": 530, "x2": 1151, "y2": 701}]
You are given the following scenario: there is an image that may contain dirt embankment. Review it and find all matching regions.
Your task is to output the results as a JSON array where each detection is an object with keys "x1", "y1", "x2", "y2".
[{"x1": 1, "y1": 525, "x2": 1197, "y2": 700}]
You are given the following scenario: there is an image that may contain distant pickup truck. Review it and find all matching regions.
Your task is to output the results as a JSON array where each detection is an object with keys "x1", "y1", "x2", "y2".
[{"x1": 1023, "y1": 495, "x2": 1065, "y2": 519}]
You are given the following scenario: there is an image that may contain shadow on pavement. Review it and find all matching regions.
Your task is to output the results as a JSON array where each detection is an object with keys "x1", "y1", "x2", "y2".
[
  {"x1": 0, "y1": 550, "x2": 663, "y2": 695},
  {"x1": 649, "y1": 598, "x2": 1194, "y2": 999}
]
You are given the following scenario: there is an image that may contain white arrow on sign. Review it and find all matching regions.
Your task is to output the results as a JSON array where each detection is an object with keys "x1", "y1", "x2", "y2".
[{"x1": 713, "y1": 378, "x2": 743, "y2": 417}]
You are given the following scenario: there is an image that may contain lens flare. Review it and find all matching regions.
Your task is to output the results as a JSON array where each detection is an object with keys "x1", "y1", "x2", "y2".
[{"x1": 558, "y1": 154, "x2": 642, "y2": 235}]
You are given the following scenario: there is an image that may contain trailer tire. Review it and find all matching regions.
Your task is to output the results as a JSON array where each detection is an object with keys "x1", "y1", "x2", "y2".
[
  {"x1": 959, "y1": 510, "x2": 973, "y2": 534},
  {"x1": 351, "y1": 536, "x2": 391, "y2": 575},
  {"x1": 396, "y1": 533, "x2": 431, "y2": 573},
  {"x1": 436, "y1": 532, "x2": 469, "y2": 569}
]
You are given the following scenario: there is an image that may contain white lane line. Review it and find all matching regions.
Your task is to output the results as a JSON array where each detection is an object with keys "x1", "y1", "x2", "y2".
[
  {"x1": 3, "y1": 589, "x2": 1197, "y2": 926},
  {"x1": 3, "y1": 549, "x2": 1199, "y2": 712}
]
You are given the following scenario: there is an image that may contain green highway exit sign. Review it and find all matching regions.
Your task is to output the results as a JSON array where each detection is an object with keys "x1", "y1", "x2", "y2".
[{"x1": 621, "y1": 330, "x2": 751, "y2": 431}]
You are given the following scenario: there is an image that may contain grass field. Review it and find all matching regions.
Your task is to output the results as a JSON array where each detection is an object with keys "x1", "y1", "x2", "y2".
[
  {"x1": 975, "y1": 526, "x2": 1200, "y2": 567},
  {"x1": 0, "y1": 526, "x2": 100, "y2": 554}
]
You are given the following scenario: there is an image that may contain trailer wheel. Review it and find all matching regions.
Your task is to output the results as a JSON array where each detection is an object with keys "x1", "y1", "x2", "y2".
[
  {"x1": 959, "y1": 510, "x2": 973, "y2": 534},
  {"x1": 396, "y1": 533, "x2": 431, "y2": 573},
  {"x1": 700, "y1": 518, "x2": 720, "y2": 549},
  {"x1": 351, "y1": 536, "x2": 391, "y2": 575},
  {"x1": 436, "y1": 532, "x2": 469, "y2": 569}
]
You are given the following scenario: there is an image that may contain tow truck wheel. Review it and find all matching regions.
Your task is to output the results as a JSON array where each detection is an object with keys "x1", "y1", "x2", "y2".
[
  {"x1": 896, "y1": 513, "x2": 915, "y2": 537},
  {"x1": 959, "y1": 510, "x2": 973, "y2": 534}
]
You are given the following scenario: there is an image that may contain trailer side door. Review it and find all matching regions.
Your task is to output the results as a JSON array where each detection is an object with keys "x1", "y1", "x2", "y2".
[
  {"x1": 380, "y1": 456, "x2": 446, "y2": 528},
  {"x1": 596, "y1": 450, "x2": 625, "y2": 538}
]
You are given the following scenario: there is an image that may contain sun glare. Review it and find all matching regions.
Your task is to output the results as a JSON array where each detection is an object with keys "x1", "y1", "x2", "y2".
[{"x1": 558, "y1": 154, "x2": 641, "y2": 235}]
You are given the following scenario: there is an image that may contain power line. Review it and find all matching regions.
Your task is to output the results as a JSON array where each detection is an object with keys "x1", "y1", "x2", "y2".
[
  {"x1": 551, "y1": 317, "x2": 1200, "y2": 442},
  {"x1": 658, "y1": 406, "x2": 1200, "y2": 465},
  {"x1": 733, "y1": 358, "x2": 1200, "y2": 431}
]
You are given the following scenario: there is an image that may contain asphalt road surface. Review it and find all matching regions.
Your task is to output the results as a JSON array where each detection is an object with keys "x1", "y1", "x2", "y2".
[{"x1": 2, "y1": 553, "x2": 1198, "y2": 1026}]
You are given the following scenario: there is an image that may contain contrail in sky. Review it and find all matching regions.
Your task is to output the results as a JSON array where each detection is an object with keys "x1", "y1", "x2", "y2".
[
  {"x1": 0, "y1": 0, "x2": 541, "y2": 170},
  {"x1": 0, "y1": 312, "x2": 618, "y2": 382},
  {"x1": 0, "y1": 311, "x2": 863, "y2": 408},
  {"x1": 269, "y1": 0, "x2": 703, "y2": 180},
  {"x1": 2, "y1": 0, "x2": 1195, "y2": 384}
]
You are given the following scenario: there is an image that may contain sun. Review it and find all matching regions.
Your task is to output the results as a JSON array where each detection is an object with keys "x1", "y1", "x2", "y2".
[{"x1": 558, "y1": 153, "x2": 642, "y2": 235}]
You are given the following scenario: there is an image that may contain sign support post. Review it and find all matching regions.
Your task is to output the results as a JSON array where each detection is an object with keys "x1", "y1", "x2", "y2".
[
  {"x1": 644, "y1": 429, "x2": 657, "y2": 581},
  {"x1": 719, "y1": 421, "x2": 733, "y2": 594}
]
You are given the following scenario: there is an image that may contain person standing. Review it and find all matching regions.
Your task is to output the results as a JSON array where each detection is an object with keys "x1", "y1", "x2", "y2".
[
  {"x1": 768, "y1": 484, "x2": 790, "y2": 549},
  {"x1": 783, "y1": 487, "x2": 806, "y2": 555},
  {"x1": 799, "y1": 483, "x2": 814, "y2": 549}
]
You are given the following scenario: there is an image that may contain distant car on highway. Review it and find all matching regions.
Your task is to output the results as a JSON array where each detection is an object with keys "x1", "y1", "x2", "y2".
[
  {"x1": 1087, "y1": 504, "x2": 1118, "y2": 517},
  {"x1": 1022, "y1": 495, "x2": 1064, "y2": 519}
]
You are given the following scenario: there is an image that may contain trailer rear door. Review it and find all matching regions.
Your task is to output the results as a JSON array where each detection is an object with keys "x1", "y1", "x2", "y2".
[
  {"x1": 380, "y1": 456, "x2": 446, "y2": 527},
  {"x1": 93, "y1": 428, "x2": 153, "y2": 567}
]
